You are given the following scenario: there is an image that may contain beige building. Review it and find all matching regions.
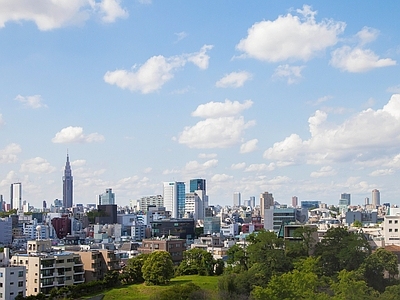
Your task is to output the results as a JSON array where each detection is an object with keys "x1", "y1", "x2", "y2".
[
  {"x1": 70, "y1": 249, "x2": 121, "y2": 282},
  {"x1": 260, "y1": 192, "x2": 274, "y2": 218},
  {"x1": 138, "y1": 238, "x2": 186, "y2": 264},
  {"x1": 11, "y1": 240, "x2": 84, "y2": 296}
]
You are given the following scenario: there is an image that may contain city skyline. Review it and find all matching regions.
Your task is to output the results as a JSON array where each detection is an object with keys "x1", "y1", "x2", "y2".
[{"x1": 0, "y1": 2, "x2": 400, "y2": 207}]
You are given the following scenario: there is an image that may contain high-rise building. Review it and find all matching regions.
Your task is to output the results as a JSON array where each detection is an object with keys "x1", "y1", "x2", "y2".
[
  {"x1": 260, "y1": 192, "x2": 274, "y2": 218},
  {"x1": 98, "y1": 188, "x2": 115, "y2": 205},
  {"x1": 340, "y1": 193, "x2": 351, "y2": 206},
  {"x1": 233, "y1": 192, "x2": 241, "y2": 207},
  {"x1": 250, "y1": 196, "x2": 256, "y2": 208},
  {"x1": 163, "y1": 182, "x2": 185, "y2": 218},
  {"x1": 137, "y1": 195, "x2": 163, "y2": 212},
  {"x1": 10, "y1": 182, "x2": 22, "y2": 211},
  {"x1": 292, "y1": 196, "x2": 298, "y2": 208},
  {"x1": 372, "y1": 189, "x2": 380, "y2": 207},
  {"x1": 62, "y1": 154, "x2": 73, "y2": 208},
  {"x1": 189, "y1": 179, "x2": 206, "y2": 193}
]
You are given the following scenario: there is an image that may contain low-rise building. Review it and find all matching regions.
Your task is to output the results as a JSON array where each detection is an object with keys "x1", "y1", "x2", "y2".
[{"x1": 138, "y1": 238, "x2": 186, "y2": 264}]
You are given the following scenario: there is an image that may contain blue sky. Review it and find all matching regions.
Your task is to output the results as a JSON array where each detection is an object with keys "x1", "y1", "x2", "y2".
[{"x1": 1, "y1": 1, "x2": 400, "y2": 208}]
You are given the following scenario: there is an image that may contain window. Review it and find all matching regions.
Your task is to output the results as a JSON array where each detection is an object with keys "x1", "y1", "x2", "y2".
[
  {"x1": 18, "y1": 271, "x2": 23, "y2": 277},
  {"x1": 389, "y1": 229, "x2": 393, "y2": 232},
  {"x1": 34, "y1": 279, "x2": 37, "y2": 283},
  {"x1": 10, "y1": 282, "x2": 13, "y2": 285},
  {"x1": 10, "y1": 272, "x2": 14, "y2": 275},
  {"x1": 389, "y1": 220, "x2": 393, "y2": 224},
  {"x1": 396, "y1": 229, "x2": 399, "y2": 232},
  {"x1": 25, "y1": 260, "x2": 28, "y2": 264},
  {"x1": 0, "y1": 293, "x2": 2, "y2": 298},
  {"x1": 396, "y1": 220, "x2": 399, "y2": 224},
  {"x1": 34, "y1": 288, "x2": 37, "y2": 293},
  {"x1": 0, "y1": 273, "x2": 3, "y2": 278},
  {"x1": 0, "y1": 283, "x2": 2, "y2": 287},
  {"x1": 18, "y1": 281, "x2": 23, "y2": 287}
]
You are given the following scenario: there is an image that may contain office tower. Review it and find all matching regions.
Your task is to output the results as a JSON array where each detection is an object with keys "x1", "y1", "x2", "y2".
[
  {"x1": 190, "y1": 179, "x2": 206, "y2": 193},
  {"x1": 260, "y1": 192, "x2": 274, "y2": 218},
  {"x1": 10, "y1": 182, "x2": 22, "y2": 211},
  {"x1": 163, "y1": 182, "x2": 185, "y2": 218},
  {"x1": 372, "y1": 189, "x2": 380, "y2": 207},
  {"x1": 138, "y1": 195, "x2": 164, "y2": 212},
  {"x1": 250, "y1": 196, "x2": 256, "y2": 208},
  {"x1": 62, "y1": 154, "x2": 73, "y2": 208},
  {"x1": 365, "y1": 197, "x2": 370, "y2": 205},
  {"x1": 0, "y1": 195, "x2": 3, "y2": 212},
  {"x1": 340, "y1": 193, "x2": 351, "y2": 206},
  {"x1": 43, "y1": 200, "x2": 47, "y2": 210},
  {"x1": 233, "y1": 192, "x2": 241, "y2": 207},
  {"x1": 292, "y1": 196, "x2": 298, "y2": 208},
  {"x1": 98, "y1": 188, "x2": 115, "y2": 205}
]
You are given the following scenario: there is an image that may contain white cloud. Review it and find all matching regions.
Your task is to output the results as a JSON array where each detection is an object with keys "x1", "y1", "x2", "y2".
[
  {"x1": 387, "y1": 85, "x2": 400, "y2": 94},
  {"x1": 183, "y1": 159, "x2": 218, "y2": 173},
  {"x1": 97, "y1": 0, "x2": 128, "y2": 23},
  {"x1": 236, "y1": 5, "x2": 345, "y2": 62},
  {"x1": 178, "y1": 116, "x2": 255, "y2": 149},
  {"x1": 52, "y1": 126, "x2": 105, "y2": 144},
  {"x1": 245, "y1": 163, "x2": 275, "y2": 172},
  {"x1": 20, "y1": 157, "x2": 56, "y2": 174},
  {"x1": 179, "y1": 99, "x2": 255, "y2": 149},
  {"x1": 310, "y1": 166, "x2": 337, "y2": 178},
  {"x1": 14, "y1": 94, "x2": 47, "y2": 109},
  {"x1": 143, "y1": 167, "x2": 152, "y2": 173},
  {"x1": 0, "y1": 143, "x2": 21, "y2": 163},
  {"x1": 211, "y1": 173, "x2": 233, "y2": 182},
  {"x1": 198, "y1": 153, "x2": 217, "y2": 159},
  {"x1": 330, "y1": 46, "x2": 396, "y2": 72},
  {"x1": 356, "y1": 26, "x2": 379, "y2": 45},
  {"x1": 187, "y1": 45, "x2": 213, "y2": 70},
  {"x1": 240, "y1": 139, "x2": 258, "y2": 153},
  {"x1": 71, "y1": 159, "x2": 86, "y2": 167},
  {"x1": 162, "y1": 168, "x2": 179, "y2": 175},
  {"x1": 268, "y1": 175, "x2": 291, "y2": 185},
  {"x1": 369, "y1": 169, "x2": 394, "y2": 177},
  {"x1": 273, "y1": 65, "x2": 304, "y2": 84},
  {"x1": 216, "y1": 71, "x2": 252, "y2": 88},
  {"x1": 231, "y1": 162, "x2": 246, "y2": 170},
  {"x1": 174, "y1": 31, "x2": 188, "y2": 42},
  {"x1": 0, "y1": 0, "x2": 127, "y2": 31},
  {"x1": 192, "y1": 99, "x2": 253, "y2": 118},
  {"x1": 264, "y1": 94, "x2": 400, "y2": 166},
  {"x1": 104, "y1": 45, "x2": 213, "y2": 94}
]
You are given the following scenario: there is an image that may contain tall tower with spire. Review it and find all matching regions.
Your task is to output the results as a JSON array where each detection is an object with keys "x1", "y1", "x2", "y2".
[{"x1": 62, "y1": 153, "x2": 73, "y2": 208}]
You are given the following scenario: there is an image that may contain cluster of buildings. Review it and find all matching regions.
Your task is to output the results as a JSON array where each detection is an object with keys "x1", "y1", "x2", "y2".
[{"x1": 0, "y1": 154, "x2": 400, "y2": 299}]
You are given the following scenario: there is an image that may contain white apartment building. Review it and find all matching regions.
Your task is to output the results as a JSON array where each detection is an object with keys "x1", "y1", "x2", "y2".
[
  {"x1": 384, "y1": 215, "x2": 400, "y2": 246},
  {"x1": 137, "y1": 195, "x2": 163, "y2": 212},
  {"x1": 0, "y1": 249, "x2": 26, "y2": 300}
]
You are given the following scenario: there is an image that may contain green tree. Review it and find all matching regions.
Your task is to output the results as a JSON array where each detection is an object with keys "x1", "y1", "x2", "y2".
[
  {"x1": 331, "y1": 270, "x2": 378, "y2": 300},
  {"x1": 352, "y1": 220, "x2": 363, "y2": 227},
  {"x1": 142, "y1": 251, "x2": 174, "y2": 285},
  {"x1": 314, "y1": 227, "x2": 371, "y2": 276},
  {"x1": 359, "y1": 248, "x2": 399, "y2": 292},
  {"x1": 176, "y1": 248, "x2": 215, "y2": 276},
  {"x1": 226, "y1": 244, "x2": 248, "y2": 272},
  {"x1": 120, "y1": 253, "x2": 149, "y2": 284},
  {"x1": 379, "y1": 284, "x2": 400, "y2": 300},
  {"x1": 152, "y1": 283, "x2": 202, "y2": 300}
]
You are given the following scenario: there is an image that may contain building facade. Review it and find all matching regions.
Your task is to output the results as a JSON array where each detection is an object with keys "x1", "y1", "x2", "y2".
[
  {"x1": 10, "y1": 183, "x2": 22, "y2": 211},
  {"x1": 372, "y1": 189, "x2": 380, "y2": 207},
  {"x1": 163, "y1": 182, "x2": 185, "y2": 219},
  {"x1": 137, "y1": 195, "x2": 163, "y2": 212},
  {"x1": 189, "y1": 179, "x2": 206, "y2": 193},
  {"x1": 260, "y1": 192, "x2": 274, "y2": 218},
  {"x1": 98, "y1": 188, "x2": 115, "y2": 205}
]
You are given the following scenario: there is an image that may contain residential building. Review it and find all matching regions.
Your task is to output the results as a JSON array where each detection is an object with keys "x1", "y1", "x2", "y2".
[
  {"x1": 137, "y1": 195, "x2": 163, "y2": 212},
  {"x1": 0, "y1": 248, "x2": 26, "y2": 300},
  {"x1": 62, "y1": 154, "x2": 73, "y2": 208},
  {"x1": 384, "y1": 215, "x2": 400, "y2": 246},
  {"x1": 163, "y1": 182, "x2": 185, "y2": 218},
  {"x1": 11, "y1": 240, "x2": 84, "y2": 296},
  {"x1": 138, "y1": 238, "x2": 186, "y2": 264},
  {"x1": 10, "y1": 183, "x2": 22, "y2": 211},
  {"x1": 98, "y1": 188, "x2": 115, "y2": 205}
]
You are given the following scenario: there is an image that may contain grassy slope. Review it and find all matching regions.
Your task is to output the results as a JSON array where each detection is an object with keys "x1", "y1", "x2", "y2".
[{"x1": 102, "y1": 275, "x2": 219, "y2": 300}]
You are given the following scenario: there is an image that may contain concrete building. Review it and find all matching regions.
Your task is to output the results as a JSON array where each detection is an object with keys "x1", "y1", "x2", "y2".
[
  {"x1": 384, "y1": 215, "x2": 400, "y2": 246},
  {"x1": 291, "y1": 196, "x2": 298, "y2": 208},
  {"x1": 163, "y1": 182, "x2": 185, "y2": 219},
  {"x1": 189, "y1": 179, "x2": 206, "y2": 193},
  {"x1": 203, "y1": 217, "x2": 220, "y2": 235},
  {"x1": 150, "y1": 218, "x2": 195, "y2": 240},
  {"x1": 340, "y1": 193, "x2": 351, "y2": 206},
  {"x1": 98, "y1": 188, "x2": 115, "y2": 205},
  {"x1": 0, "y1": 217, "x2": 12, "y2": 245},
  {"x1": 11, "y1": 240, "x2": 84, "y2": 296},
  {"x1": 0, "y1": 248, "x2": 26, "y2": 300},
  {"x1": 138, "y1": 238, "x2": 186, "y2": 264},
  {"x1": 260, "y1": 192, "x2": 274, "y2": 218},
  {"x1": 345, "y1": 211, "x2": 378, "y2": 226},
  {"x1": 10, "y1": 183, "x2": 22, "y2": 211},
  {"x1": 372, "y1": 189, "x2": 380, "y2": 207},
  {"x1": 137, "y1": 195, "x2": 163, "y2": 212},
  {"x1": 233, "y1": 192, "x2": 241, "y2": 207}
]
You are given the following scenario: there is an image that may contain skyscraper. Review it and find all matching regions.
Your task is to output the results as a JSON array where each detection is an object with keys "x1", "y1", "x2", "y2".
[
  {"x1": 62, "y1": 154, "x2": 73, "y2": 208},
  {"x1": 163, "y1": 182, "x2": 185, "y2": 218},
  {"x1": 98, "y1": 188, "x2": 115, "y2": 205},
  {"x1": 10, "y1": 182, "x2": 22, "y2": 211},
  {"x1": 189, "y1": 179, "x2": 206, "y2": 193},
  {"x1": 340, "y1": 193, "x2": 351, "y2": 206},
  {"x1": 372, "y1": 189, "x2": 380, "y2": 207},
  {"x1": 260, "y1": 192, "x2": 274, "y2": 218},
  {"x1": 292, "y1": 196, "x2": 298, "y2": 208},
  {"x1": 233, "y1": 192, "x2": 241, "y2": 207}
]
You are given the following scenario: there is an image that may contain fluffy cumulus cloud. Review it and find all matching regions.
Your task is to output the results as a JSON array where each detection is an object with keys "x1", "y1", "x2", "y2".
[
  {"x1": 0, "y1": 0, "x2": 128, "y2": 31},
  {"x1": 231, "y1": 162, "x2": 246, "y2": 170},
  {"x1": 273, "y1": 65, "x2": 305, "y2": 84},
  {"x1": 330, "y1": 27, "x2": 396, "y2": 72},
  {"x1": 20, "y1": 157, "x2": 56, "y2": 174},
  {"x1": 215, "y1": 71, "x2": 252, "y2": 88},
  {"x1": 178, "y1": 99, "x2": 255, "y2": 148},
  {"x1": 104, "y1": 45, "x2": 213, "y2": 94},
  {"x1": 192, "y1": 99, "x2": 253, "y2": 118},
  {"x1": 183, "y1": 159, "x2": 218, "y2": 174},
  {"x1": 310, "y1": 166, "x2": 337, "y2": 178},
  {"x1": 211, "y1": 173, "x2": 233, "y2": 182},
  {"x1": 240, "y1": 139, "x2": 258, "y2": 154},
  {"x1": 264, "y1": 94, "x2": 400, "y2": 167},
  {"x1": 14, "y1": 94, "x2": 47, "y2": 109},
  {"x1": 236, "y1": 5, "x2": 345, "y2": 62},
  {"x1": 52, "y1": 126, "x2": 105, "y2": 143},
  {"x1": 245, "y1": 163, "x2": 275, "y2": 172},
  {"x1": 0, "y1": 143, "x2": 21, "y2": 163}
]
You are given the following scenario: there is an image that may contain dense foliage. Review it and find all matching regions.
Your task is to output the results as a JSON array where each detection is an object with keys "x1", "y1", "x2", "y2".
[{"x1": 142, "y1": 251, "x2": 175, "y2": 285}]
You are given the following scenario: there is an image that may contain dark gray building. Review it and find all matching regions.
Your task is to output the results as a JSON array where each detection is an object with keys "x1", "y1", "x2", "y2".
[{"x1": 62, "y1": 154, "x2": 73, "y2": 208}]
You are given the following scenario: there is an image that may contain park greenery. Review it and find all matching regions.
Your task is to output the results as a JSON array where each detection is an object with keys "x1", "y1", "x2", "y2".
[{"x1": 15, "y1": 226, "x2": 400, "y2": 299}]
